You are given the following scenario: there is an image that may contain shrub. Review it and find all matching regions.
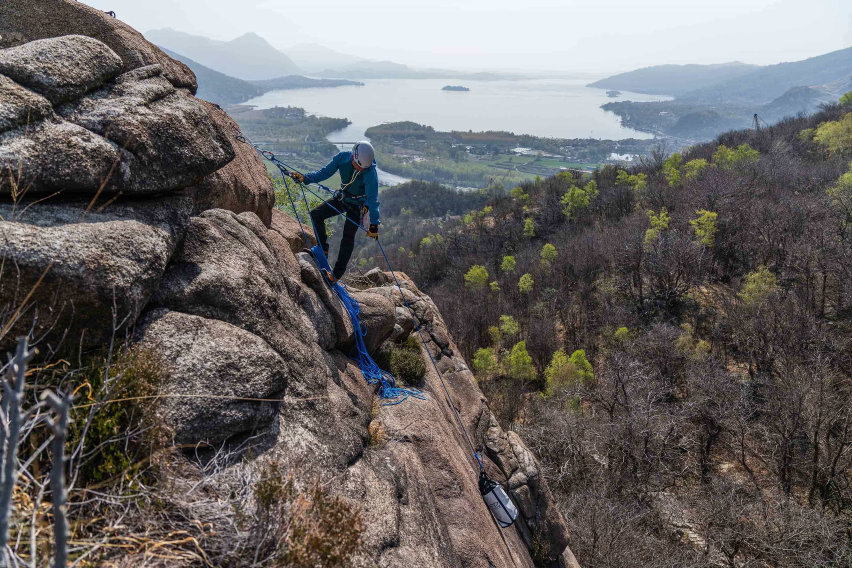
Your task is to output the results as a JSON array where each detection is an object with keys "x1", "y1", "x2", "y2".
[
  {"x1": 501, "y1": 255, "x2": 517, "y2": 272},
  {"x1": 523, "y1": 217, "x2": 535, "y2": 237},
  {"x1": 489, "y1": 281, "x2": 501, "y2": 292},
  {"x1": 613, "y1": 326, "x2": 631, "y2": 342},
  {"x1": 738, "y1": 265, "x2": 778, "y2": 307},
  {"x1": 254, "y1": 463, "x2": 364, "y2": 568},
  {"x1": 713, "y1": 143, "x2": 760, "y2": 171},
  {"x1": 388, "y1": 336, "x2": 426, "y2": 385},
  {"x1": 68, "y1": 346, "x2": 168, "y2": 484},
  {"x1": 464, "y1": 265, "x2": 489, "y2": 288}
]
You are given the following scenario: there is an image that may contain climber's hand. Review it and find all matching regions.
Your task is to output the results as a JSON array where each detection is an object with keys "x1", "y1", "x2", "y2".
[
  {"x1": 289, "y1": 171, "x2": 305, "y2": 183},
  {"x1": 367, "y1": 224, "x2": 379, "y2": 240}
]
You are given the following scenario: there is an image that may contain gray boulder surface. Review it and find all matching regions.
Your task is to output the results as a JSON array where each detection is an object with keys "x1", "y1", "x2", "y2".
[
  {"x1": 0, "y1": 7, "x2": 580, "y2": 567},
  {"x1": 0, "y1": 195, "x2": 192, "y2": 353},
  {"x1": 0, "y1": 35, "x2": 123, "y2": 104},
  {"x1": 135, "y1": 308, "x2": 289, "y2": 446}
]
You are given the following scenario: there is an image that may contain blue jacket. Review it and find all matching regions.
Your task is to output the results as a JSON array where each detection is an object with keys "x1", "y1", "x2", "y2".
[{"x1": 304, "y1": 151, "x2": 380, "y2": 225}]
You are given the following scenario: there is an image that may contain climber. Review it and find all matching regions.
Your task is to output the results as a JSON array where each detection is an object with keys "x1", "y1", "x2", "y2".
[{"x1": 290, "y1": 141, "x2": 380, "y2": 284}]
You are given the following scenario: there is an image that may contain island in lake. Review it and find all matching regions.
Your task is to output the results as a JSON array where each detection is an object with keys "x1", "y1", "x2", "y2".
[
  {"x1": 442, "y1": 85, "x2": 470, "y2": 92},
  {"x1": 606, "y1": 90, "x2": 621, "y2": 98}
]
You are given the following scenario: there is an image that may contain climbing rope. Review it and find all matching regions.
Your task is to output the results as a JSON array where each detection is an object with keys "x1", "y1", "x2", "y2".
[{"x1": 239, "y1": 136, "x2": 484, "y2": 469}]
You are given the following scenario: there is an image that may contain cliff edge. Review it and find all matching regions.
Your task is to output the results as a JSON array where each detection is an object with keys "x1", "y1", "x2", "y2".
[{"x1": 0, "y1": 2, "x2": 578, "y2": 566}]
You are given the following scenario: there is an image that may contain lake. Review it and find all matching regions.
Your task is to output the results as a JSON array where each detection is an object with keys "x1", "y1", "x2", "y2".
[{"x1": 243, "y1": 77, "x2": 670, "y2": 142}]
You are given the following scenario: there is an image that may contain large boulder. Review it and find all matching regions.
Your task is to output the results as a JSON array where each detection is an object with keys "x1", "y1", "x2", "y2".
[
  {"x1": 191, "y1": 102, "x2": 275, "y2": 226},
  {"x1": 0, "y1": 0, "x2": 197, "y2": 91},
  {"x1": 0, "y1": 37, "x2": 234, "y2": 197},
  {"x1": 152, "y1": 209, "x2": 322, "y2": 365},
  {"x1": 0, "y1": 195, "x2": 192, "y2": 352},
  {"x1": 135, "y1": 309, "x2": 288, "y2": 446},
  {"x1": 0, "y1": 35, "x2": 123, "y2": 104},
  {"x1": 55, "y1": 63, "x2": 234, "y2": 195}
]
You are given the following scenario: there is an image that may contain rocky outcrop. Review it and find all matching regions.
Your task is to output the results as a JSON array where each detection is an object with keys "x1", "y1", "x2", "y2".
[
  {"x1": 0, "y1": 7, "x2": 579, "y2": 567},
  {"x1": 0, "y1": 0, "x2": 197, "y2": 91}
]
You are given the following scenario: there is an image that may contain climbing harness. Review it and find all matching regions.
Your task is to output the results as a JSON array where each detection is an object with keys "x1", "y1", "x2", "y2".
[{"x1": 239, "y1": 136, "x2": 518, "y2": 525}]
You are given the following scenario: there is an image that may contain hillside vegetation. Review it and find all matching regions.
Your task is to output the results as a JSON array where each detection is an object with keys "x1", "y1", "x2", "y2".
[{"x1": 372, "y1": 98, "x2": 852, "y2": 566}]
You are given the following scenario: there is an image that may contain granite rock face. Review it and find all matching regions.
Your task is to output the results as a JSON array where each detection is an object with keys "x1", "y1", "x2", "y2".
[{"x1": 0, "y1": 6, "x2": 579, "y2": 567}]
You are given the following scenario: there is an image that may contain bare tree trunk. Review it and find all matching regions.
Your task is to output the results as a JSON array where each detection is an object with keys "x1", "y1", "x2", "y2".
[
  {"x1": 44, "y1": 391, "x2": 72, "y2": 568},
  {"x1": 0, "y1": 337, "x2": 35, "y2": 562}
]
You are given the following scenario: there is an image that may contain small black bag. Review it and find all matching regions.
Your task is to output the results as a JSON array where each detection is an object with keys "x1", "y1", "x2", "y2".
[{"x1": 479, "y1": 471, "x2": 519, "y2": 528}]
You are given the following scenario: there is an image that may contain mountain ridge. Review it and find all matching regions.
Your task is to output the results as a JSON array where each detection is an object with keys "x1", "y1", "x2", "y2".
[{"x1": 145, "y1": 27, "x2": 301, "y2": 80}]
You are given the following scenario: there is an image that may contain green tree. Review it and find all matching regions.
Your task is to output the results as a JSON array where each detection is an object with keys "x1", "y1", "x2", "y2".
[
  {"x1": 464, "y1": 265, "x2": 489, "y2": 289},
  {"x1": 544, "y1": 349, "x2": 595, "y2": 395},
  {"x1": 615, "y1": 169, "x2": 648, "y2": 191},
  {"x1": 507, "y1": 341, "x2": 536, "y2": 382},
  {"x1": 523, "y1": 217, "x2": 535, "y2": 237},
  {"x1": 544, "y1": 349, "x2": 572, "y2": 395},
  {"x1": 510, "y1": 186, "x2": 529, "y2": 201},
  {"x1": 499, "y1": 315, "x2": 520, "y2": 337},
  {"x1": 713, "y1": 143, "x2": 760, "y2": 171},
  {"x1": 518, "y1": 273, "x2": 534, "y2": 294},
  {"x1": 473, "y1": 347, "x2": 499, "y2": 377},
  {"x1": 488, "y1": 325, "x2": 502, "y2": 347},
  {"x1": 690, "y1": 209, "x2": 718, "y2": 247},
  {"x1": 644, "y1": 207, "x2": 671, "y2": 248},
  {"x1": 568, "y1": 350, "x2": 594, "y2": 383},
  {"x1": 663, "y1": 153, "x2": 683, "y2": 186},
  {"x1": 814, "y1": 113, "x2": 852, "y2": 157},
  {"x1": 684, "y1": 158, "x2": 710, "y2": 180},
  {"x1": 540, "y1": 243, "x2": 558, "y2": 265},
  {"x1": 827, "y1": 168, "x2": 852, "y2": 220},
  {"x1": 840, "y1": 90, "x2": 852, "y2": 106},
  {"x1": 561, "y1": 185, "x2": 590, "y2": 219},
  {"x1": 738, "y1": 265, "x2": 778, "y2": 307},
  {"x1": 489, "y1": 281, "x2": 501, "y2": 292},
  {"x1": 560, "y1": 180, "x2": 598, "y2": 220},
  {"x1": 501, "y1": 255, "x2": 517, "y2": 273}
]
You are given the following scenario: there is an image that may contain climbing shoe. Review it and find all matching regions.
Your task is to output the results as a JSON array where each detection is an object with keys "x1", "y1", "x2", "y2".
[{"x1": 321, "y1": 268, "x2": 337, "y2": 285}]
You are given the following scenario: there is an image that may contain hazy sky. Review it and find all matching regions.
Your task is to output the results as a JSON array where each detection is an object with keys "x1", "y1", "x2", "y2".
[{"x1": 82, "y1": 0, "x2": 852, "y2": 73}]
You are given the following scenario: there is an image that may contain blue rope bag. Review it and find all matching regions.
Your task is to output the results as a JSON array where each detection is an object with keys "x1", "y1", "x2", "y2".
[{"x1": 310, "y1": 245, "x2": 425, "y2": 406}]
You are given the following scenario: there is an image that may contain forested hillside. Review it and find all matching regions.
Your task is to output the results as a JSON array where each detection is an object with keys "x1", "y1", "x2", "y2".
[{"x1": 368, "y1": 97, "x2": 852, "y2": 566}]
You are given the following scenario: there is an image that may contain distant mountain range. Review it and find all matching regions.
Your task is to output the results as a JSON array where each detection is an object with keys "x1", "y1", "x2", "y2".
[
  {"x1": 146, "y1": 28, "x2": 527, "y2": 82},
  {"x1": 593, "y1": 46, "x2": 852, "y2": 140},
  {"x1": 588, "y1": 62, "x2": 759, "y2": 97},
  {"x1": 161, "y1": 48, "x2": 363, "y2": 106},
  {"x1": 590, "y1": 47, "x2": 852, "y2": 105},
  {"x1": 678, "y1": 47, "x2": 852, "y2": 105},
  {"x1": 147, "y1": 28, "x2": 301, "y2": 80}
]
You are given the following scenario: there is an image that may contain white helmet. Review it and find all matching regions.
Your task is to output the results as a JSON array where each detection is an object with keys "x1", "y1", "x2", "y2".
[{"x1": 352, "y1": 141, "x2": 375, "y2": 169}]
